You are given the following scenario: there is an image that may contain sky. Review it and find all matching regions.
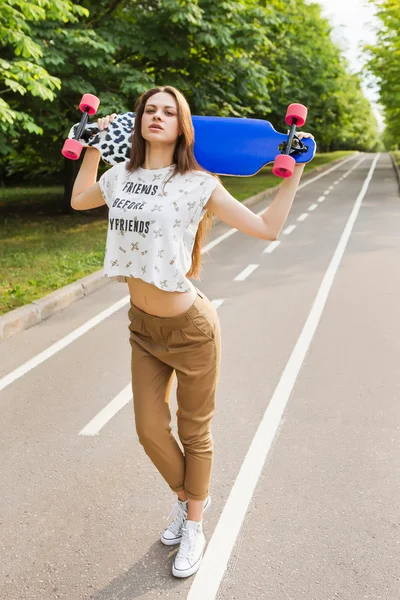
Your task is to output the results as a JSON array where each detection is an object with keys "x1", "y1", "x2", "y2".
[{"x1": 315, "y1": 0, "x2": 385, "y2": 130}]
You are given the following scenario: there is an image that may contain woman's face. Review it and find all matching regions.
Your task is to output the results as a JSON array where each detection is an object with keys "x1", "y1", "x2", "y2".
[{"x1": 141, "y1": 92, "x2": 181, "y2": 144}]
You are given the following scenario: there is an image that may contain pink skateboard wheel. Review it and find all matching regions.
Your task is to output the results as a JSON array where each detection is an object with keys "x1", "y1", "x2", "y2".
[
  {"x1": 79, "y1": 93, "x2": 100, "y2": 115},
  {"x1": 62, "y1": 138, "x2": 83, "y2": 160},
  {"x1": 285, "y1": 103, "x2": 307, "y2": 128},
  {"x1": 272, "y1": 154, "x2": 295, "y2": 178}
]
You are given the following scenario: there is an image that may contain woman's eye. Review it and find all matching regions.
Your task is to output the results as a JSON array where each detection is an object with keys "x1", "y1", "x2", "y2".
[{"x1": 145, "y1": 109, "x2": 175, "y2": 116}]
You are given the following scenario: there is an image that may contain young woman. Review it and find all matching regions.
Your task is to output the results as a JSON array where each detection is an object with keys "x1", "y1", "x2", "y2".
[{"x1": 71, "y1": 85, "x2": 314, "y2": 578}]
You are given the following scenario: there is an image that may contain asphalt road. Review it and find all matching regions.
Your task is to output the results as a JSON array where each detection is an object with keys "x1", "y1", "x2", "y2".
[{"x1": 1, "y1": 153, "x2": 399, "y2": 600}]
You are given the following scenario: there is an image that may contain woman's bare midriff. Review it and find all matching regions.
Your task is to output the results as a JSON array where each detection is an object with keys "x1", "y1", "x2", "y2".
[{"x1": 127, "y1": 276, "x2": 197, "y2": 317}]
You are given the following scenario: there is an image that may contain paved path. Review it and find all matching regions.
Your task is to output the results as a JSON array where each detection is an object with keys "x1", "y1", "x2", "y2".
[{"x1": 1, "y1": 153, "x2": 399, "y2": 600}]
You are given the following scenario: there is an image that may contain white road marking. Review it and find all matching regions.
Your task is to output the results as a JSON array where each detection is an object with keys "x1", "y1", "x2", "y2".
[
  {"x1": 79, "y1": 154, "x2": 366, "y2": 436},
  {"x1": 323, "y1": 189, "x2": 330, "y2": 195},
  {"x1": 80, "y1": 384, "x2": 132, "y2": 436},
  {"x1": 187, "y1": 153, "x2": 381, "y2": 600},
  {"x1": 202, "y1": 228, "x2": 237, "y2": 253},
  {"x1": 234, "y1": 264, "x2": 259, "y2": 281},
  {"x1": 318, "y1": 196, "x2": 326, "y2": 202},
  {"x1": 297, "y1": 213, "x2": 309, "y2": 222},
  {"x1": 283, "y1": 225, "x2": 296, "y2": 235},
  {"x1": 0, "y1": 247, "x2": 229, "y2": 393},
  {"x1": 210, "y1": 154, "x2": 361, "y2": 242},
  {"x1": 308, "y1": 204, "x2": 318, "y2": 211},
  {"x1": 263, "y1": 241, "x2": 281, "y2": 253},
  {"x1": 211, "y1": 299, "x2": 225, "y2": 310},
  {"x1": 0, "y1": 296, "x2": 130, "y2": 393},
  {"x1": 80, "y1": 298, "x2": 225, "y2": 435},
  {"x1": 329, "y1": 185, "x2": 334, "y2": 190},
  {"x1": 334, "y1": 179, "x2": 340, "y2": 184},
  {"x1": 0, "y1": 154, "x2": 363, "y2": 393}
]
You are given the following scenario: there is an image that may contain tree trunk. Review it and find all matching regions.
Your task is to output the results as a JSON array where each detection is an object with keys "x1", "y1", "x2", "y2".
[{"x1": 62, "y1": 154, "x2": 81, "y2": 214}]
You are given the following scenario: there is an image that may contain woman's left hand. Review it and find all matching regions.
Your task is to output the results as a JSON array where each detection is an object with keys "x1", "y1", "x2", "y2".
[
  {"x1": 296, "y1": 131, "x2": 314, "y2": 140},
  {"x1": 292, "y1": 131, "x2": 315, "y2": 170},
  {"x1": 297, "y1": 131, "x2": 314, "y2": 141},
  {"x1": 287, "y1": 130, "x2": 314, "y2": 141}
]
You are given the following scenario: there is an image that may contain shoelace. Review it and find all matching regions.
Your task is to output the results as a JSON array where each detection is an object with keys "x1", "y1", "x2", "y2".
[
  {"x1": 177, "y1": 525, "x2": 197, "y2": 561},
  {"x1": 166, "y1": 501, "x2": 187, "y2": 535}
]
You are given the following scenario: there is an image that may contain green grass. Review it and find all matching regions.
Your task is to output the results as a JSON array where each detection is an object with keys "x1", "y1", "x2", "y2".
[
  {"x1": 0, "y1": 186, "x2": 64, "y2": 212},
  {"x1": 392, "y1": 151, "x2": 400, "y2": 170},
  {"x1": 0, "y1": 213, "x2": 108, "y2": 315},
  {"x1": 0, "y1": 151, "x2": 356, "y2": 315}
]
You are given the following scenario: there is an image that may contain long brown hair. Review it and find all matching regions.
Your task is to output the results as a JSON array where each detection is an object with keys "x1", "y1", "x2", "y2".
[{"x1": 127, "y1": 85, "x2": 217, "y2": 280}]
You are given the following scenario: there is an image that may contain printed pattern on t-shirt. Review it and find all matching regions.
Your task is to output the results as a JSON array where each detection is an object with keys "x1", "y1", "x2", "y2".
[{"x1": 98, "y1": 163, "x2": 218, "y2": 292}]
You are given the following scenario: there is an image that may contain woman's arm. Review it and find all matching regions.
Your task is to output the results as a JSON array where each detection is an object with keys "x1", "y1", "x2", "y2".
[
  {"x1": 70, "y1": 113, "x2": 117, "y2": 211},
  {"x1": 71, "y1": 148, "x2": 105, "y2": 210},
  {"x1": 206, "y1": 132, "x2": 314, "y2": 241},
  {"x1": 260, "y1": 163, "x2": 305, "y2": 239}
]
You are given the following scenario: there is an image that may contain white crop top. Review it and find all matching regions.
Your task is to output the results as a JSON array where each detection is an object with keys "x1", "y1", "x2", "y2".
[{"x1": 98, "y1": 162, "x2": 218, "y2": 292}]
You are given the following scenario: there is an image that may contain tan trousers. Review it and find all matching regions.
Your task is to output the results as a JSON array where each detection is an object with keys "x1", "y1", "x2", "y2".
[{"x1": 128, "y1": 289, "x2": 221, "y2": 501}]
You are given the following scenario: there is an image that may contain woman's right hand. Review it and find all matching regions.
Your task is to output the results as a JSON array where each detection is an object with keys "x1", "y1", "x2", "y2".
[{"x1": 97, "y1": 113, "x2": 118, "y2": 131}]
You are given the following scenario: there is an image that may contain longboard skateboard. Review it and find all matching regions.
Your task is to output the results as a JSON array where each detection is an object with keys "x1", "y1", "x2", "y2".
[{"x1": 62, "y1": 94, "x2": 316, "y2": 178}]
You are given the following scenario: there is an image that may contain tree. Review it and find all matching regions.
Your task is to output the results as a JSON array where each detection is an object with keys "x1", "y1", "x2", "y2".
[
  {"x1": 364, "y1": 0, "x2": 400, "y2": 149},
  {"x1": 4, "y1": 0, "x2": 277, "y2": 179},
  {"x1": 255, "y1": 0, "x2": 378, "y2": 151},
  {"x1": 0, "y1": 0, "x2": 381, "y2": 184},
  {"x1": 0, "y1": 1, "x2": 88, "y2": 135}
]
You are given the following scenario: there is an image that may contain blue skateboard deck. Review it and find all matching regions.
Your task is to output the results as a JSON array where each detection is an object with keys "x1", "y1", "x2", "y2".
[
  {"x1": 192, "y1": 116, "x2": 315, "y2": 176},
  {"x1": 67, "y1": 112, "x2": 316, "y2": 176}
]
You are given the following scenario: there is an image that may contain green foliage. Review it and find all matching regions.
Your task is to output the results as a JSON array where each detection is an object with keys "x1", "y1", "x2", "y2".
[
  {"x1": 364, "y1": 0, "x2": 400, "y2": 149},
  {"x1": 0, "y1": 0, "x2": 89, "y2": 168},
  {"x1": 257, "y1": 0, "x2": 378, "y2": 151},
  {"x1": 0, "y1": 0, "x2": 381, "y2": 182}
]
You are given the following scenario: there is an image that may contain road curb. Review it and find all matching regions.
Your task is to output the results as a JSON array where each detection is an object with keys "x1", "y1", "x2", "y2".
[
  {"x1": 0, "y1": 154, "x2": 357, "y2": 343},
  {"x1": 390, "y1": 153, "x2": 400, "y2": 193}
]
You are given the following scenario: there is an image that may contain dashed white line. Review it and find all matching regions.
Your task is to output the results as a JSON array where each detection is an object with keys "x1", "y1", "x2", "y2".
[
  {"x1": 79, "y1": 299, "x2": 225, "y2": 435},
  {"x1": 317, "y1": 196, "x2": 326, "y2": 203},
  {"x1": 297, "y1": 213, "x2": 309, "y2": 222},
  {"x1": 255, "y1": 154, "x2": 361, "y2": 218},
  {"x1": 211, "y1": 299, "x2": 225, "y2": 310},
  {"x1": 308, "y1": 204, "x2": 318, "y2": 211},
  {"x1": 0, "y1": 296, "x2": 130, "y2": 393},
  {"x1": 283, "y1": 225, "x2": 297, "y2": 235},
  {"x1": 187, "y1": 153, "x2": 380, "y2": 600},
  {"x1": 80, "y1": 384, "x2": 132, "y2": 436},
  {"x1": 234, "y1": 264, "x2": 259, "y2": 281},
  {"x1": 0, "y1": 154, "x2": 364, "y2": 393},
  {"x1": 323, "y1": 189, "x2": 330, "y2": 195},
  {"x1": 262, "y1": 241, "x2": 281, "y2": 254},
  {"x1": 202, "y1": 228, "x2": 236, "y2": 253}
]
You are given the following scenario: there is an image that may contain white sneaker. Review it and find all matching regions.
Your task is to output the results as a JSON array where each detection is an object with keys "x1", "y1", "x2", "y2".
[
  {"x1": 172, "y1": 520, "x2": 206, "y2": 578},
  {"x1": 161, "y1": 496, "x2": 211, "y2": 547}
]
